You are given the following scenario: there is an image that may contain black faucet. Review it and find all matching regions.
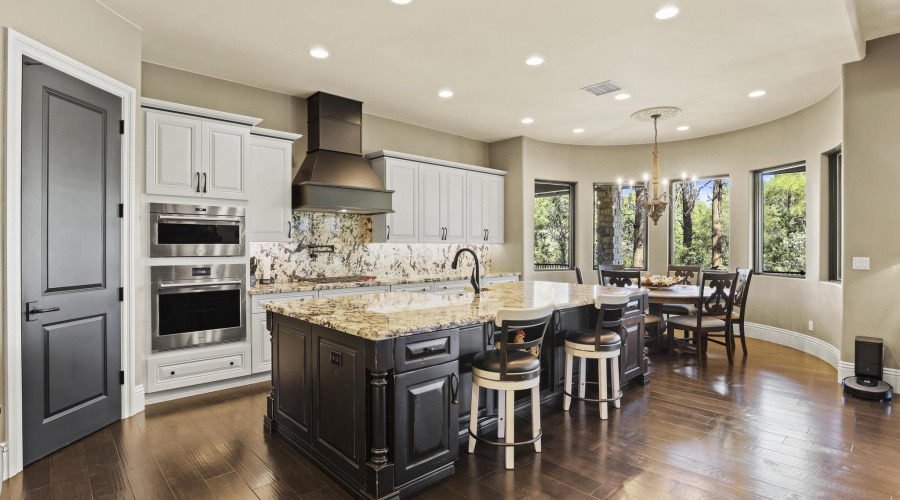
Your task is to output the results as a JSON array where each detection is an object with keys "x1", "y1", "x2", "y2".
[{"x1": 451, "y1": 248, "x2": 481, "y2": 295}]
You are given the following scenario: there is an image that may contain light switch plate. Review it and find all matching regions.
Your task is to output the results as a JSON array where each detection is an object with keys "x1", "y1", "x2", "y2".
[{"x1": 852, "y1": 257, "x2": 870, "y2": 270}]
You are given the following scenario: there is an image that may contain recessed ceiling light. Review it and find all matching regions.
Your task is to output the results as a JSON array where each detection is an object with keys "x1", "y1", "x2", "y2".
[
  {"x1": 573, "y1": 128, "x2": 585, "y2": 134},
  {"x1": 749, "y1": 90, "x2": 767, "y2": 98},
  {"x1": 391, "y1": 0, "x2": 412, "y2": 4},
  {"x1": 525, "y1": 56, "x2": 544, "y2": 66},
  {"x1": 615, "y1": 93, "x2": 631, "y2": 101},
  {"x1": 309, "y1": 47, "x2": 329, "y2": 59},
  {"x1": 655, "y1": 7, "x2": 679, "y2": 19},
  {"x1": 677, "y1": 125, "x2": 690, "y2": 131},
  {"x1": 521, "y1": 118, "x2": 534, "y2": 124},
  {"x1": 438, "y1": 89, "x2": 454, "y2": 98}
]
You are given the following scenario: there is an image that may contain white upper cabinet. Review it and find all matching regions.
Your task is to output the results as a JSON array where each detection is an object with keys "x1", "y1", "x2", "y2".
[
  {"x1": 367, "y1": 151, "x2": 505, "y2": 245},
  {"x1": 372, "y1": 157, "x2": 419, "y2": 243},
  {"x1": 248, "y1": 129, "x2": 301, "y2": 242},
  {"x1": 142, "y1": 99, "x2": 262, "y2": 200}
]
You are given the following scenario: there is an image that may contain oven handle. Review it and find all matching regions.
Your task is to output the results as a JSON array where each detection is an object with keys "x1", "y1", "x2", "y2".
[
  {"x1": 156, "y1": 215, "x2": 243, "y2": 223},
  {"x1": 158, "y1": 280, "x2": 243, "y2": 290}
]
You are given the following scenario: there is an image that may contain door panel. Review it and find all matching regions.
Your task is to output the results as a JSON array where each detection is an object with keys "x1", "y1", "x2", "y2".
[
  {"x1": 21, "y1": 57, "x2": 122, "y2": 465},
  {"x1": 443, "y1": 168, "x2": 467, "y2": 243},
  {"x1": 484, "y1": 175, "x2": 504, "y2": 244},
  {"x1": 248, "y1": 136, "x2": 291, "y2": 242},
  {"x1": 419, "y1": 165, "x2": 443, "y2": 242},
  {"x1": 466, "y1": 173, "x2": 485, "y2": 242},
  {"x1": 145, "y1": 111, "x2": 201, "y2": 196},
  {"x1": 202, "y1": 121, "x2": 249, "y2": 200},
  {"x1": 385, "y1": 159, "x2": 418, "y2": 242}
]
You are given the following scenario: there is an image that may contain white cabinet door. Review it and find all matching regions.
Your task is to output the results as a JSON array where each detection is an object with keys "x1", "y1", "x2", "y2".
[
  {"x1": 443, "y1": 167, "x2": 467, "y2": 243},
  {"x1": 251, "y1": 314, "x2": 271, "y2": 374},
  {"x1": 145, "y1": 111, "x2": 202, "y2": 196},
  {"x1": 483, "y1": 175, "x2": 504, "y2": 243},
  {"x1": 248, "y1": 135, "x2": 292, "y2": 242},
  {"x1": 201, "y1": 121, "x2": 250, "y2": 200},
  {"x1": 467, "y1": 173, "x2": 486, "y2": 243},
  {"x1": 418, "y1": 164, "x2": 444, "y2": 243},
  {"x1": 378, "y1": 158, "x2": 418, "y2": 243}
]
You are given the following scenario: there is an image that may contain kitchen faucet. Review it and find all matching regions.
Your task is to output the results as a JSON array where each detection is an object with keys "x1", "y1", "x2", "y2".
[{"x1": 451, "y1": 248, "x2": 482, "y2": 295}]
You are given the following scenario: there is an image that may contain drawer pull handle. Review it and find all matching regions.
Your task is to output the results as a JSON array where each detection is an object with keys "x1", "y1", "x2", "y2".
[{"x1": 450, "y1": 372, "x2": 459, "y2": 404}]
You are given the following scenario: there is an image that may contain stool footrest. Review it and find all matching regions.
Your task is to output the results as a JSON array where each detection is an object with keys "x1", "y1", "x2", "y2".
[
  {"x1": 468, "y1": 414, "x2": 542, "y2": 448},
  {"x1": 564, "y1": 380, "x2": 623, "y2": 403}
]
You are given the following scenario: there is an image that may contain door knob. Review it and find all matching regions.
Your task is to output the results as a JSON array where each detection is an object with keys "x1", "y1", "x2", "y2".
[{"x1": 25, "y1": 302, "x2": 59, "y2": 322}]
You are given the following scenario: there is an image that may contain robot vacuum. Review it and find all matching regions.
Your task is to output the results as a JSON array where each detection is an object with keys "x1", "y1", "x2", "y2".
[{"x1": 843, "y1": 336, "x2": 893, "y2": 403}]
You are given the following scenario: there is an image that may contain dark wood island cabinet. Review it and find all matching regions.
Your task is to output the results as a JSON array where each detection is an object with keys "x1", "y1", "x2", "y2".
[{"x1": 263, "y1": 281, "x2": 646, "y2": 499}]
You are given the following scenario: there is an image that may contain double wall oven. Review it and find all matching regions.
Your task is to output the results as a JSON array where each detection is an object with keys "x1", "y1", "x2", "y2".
[
  {"x1": 150, "y1": 203, "x2": 245, "y2": 258},
  {"x1": 151, "y1": 264, "x2": 246, "y2": 351}
]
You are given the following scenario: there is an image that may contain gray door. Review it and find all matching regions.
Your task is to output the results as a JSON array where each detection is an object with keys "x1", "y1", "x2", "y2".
[{"x1": 21, "y1": 56, "x2": 122, "y2": 465}]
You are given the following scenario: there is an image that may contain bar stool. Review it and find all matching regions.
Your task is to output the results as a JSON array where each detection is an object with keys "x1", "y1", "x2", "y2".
[
  {"x1": 563, "y1": 292, "x2": 633, "y2": 419},
  {"x1": 468, "y1": 304, "x2": 555, "y2": 470}
]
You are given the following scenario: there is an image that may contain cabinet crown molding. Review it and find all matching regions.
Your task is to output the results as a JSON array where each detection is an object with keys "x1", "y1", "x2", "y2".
[
  {"x1": 366, "y1": 150, "x2": 507, "y2": 177},
  {"x1": 251, "y1": 127, "x2": 302, "y2": 142},
  {"x1": 141, "y1": 97, "x2": 263, "y2": 126}
]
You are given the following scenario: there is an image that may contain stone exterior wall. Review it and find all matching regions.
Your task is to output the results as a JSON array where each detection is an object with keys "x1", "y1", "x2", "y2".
[{"x1": 595, "y1": 185, "x2": 622, "y2": 266}]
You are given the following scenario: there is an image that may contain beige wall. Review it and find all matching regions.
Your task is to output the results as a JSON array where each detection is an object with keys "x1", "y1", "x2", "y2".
[
  {"x1": 842, "y1": 34, "x2": 900, "y2": 369},
  {"x1": 492, "y1": 88, "x2": 844, "y2": 351},
  {"x1": 0, "y1": 0, "x2": 143, "y2": 444}
]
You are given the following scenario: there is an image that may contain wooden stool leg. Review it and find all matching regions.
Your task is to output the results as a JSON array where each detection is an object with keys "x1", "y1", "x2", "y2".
[
  {"x1": 578, "y1": 357, "x2": 587, "y2": 398},
  {"x1": 497, "y1": 390, "x2": 506, "y2": 439},
  {"x1": 468, "y1": 380, "x2": 479, "y2": 453},
  {"x1": 531, "y1": 386, "x2": 541, "y2": 453},
  {"x1": 611, "y1": 354, "x2": 621, "y2": 409},
  {"x1": 505, "y1": 390, "x2": 515, "y2": 470},
  {"x1": 564, "y1": 353, "x2": 573, "y2": 411},
  {"x1": 599, "y1": 358, "x2": 608, "y2": 420}
]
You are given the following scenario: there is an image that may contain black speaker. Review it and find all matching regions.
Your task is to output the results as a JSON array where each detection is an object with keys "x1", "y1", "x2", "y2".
[{"x1": 843, "y1": 336, "x2": 892, "y2": 402}]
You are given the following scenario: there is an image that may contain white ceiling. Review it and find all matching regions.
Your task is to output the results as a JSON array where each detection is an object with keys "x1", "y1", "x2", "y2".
[{"x1": 102, "y1": 0, "x2": 889, "y2": 145}]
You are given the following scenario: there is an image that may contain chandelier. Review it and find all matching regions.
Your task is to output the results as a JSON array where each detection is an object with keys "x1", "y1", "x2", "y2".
[{"x1": 618, "y1": 106, "x2": 697, "y2": 225}]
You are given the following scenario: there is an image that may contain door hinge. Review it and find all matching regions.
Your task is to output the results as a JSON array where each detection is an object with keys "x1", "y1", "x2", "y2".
[
  {"x1": 118, "y1": 287, "x2": 124, "y2": 302},
  {"x1": 119, "y1": 120, "x2": 125, "y2": 134},
  {"x1": 118, "y1": 203, "x2": 124, "y2": 218},
  {"x1": 119, "y1": 371, "x2": 125, "y2": 385}
]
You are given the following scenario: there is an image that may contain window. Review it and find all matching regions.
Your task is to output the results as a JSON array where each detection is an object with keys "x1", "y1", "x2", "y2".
[
  {"x1": 593, "y1": 184, "x2": 647, "y2": 269},
  {"x1": 534, "y1": 181, "x2": 575, "y2": 270},
  {"x1": 828, "y1": 148, "x2": 842, "y2": 281},
  {"x1": 755, "y1": 163, "x2": 807, "y2": 276},
  {"x1": 669, "y1": 177, "x2": 730, "y2": 269}
]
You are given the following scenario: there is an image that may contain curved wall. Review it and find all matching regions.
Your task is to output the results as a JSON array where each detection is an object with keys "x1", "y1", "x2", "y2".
[{"x1": 491, "y1": 87, "x2": 843, "y2": 352}]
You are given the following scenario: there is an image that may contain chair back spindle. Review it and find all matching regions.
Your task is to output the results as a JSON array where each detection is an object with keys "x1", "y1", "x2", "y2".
[
  {"x1": 494, "y1": 305, "x2": 555, "y2": 381},
  {"x1": 668, "y1": 265, "x2": 701, "y2": 285},
  {"x1": 601, "y1": 270, "x2": 641, "y2": 288}
]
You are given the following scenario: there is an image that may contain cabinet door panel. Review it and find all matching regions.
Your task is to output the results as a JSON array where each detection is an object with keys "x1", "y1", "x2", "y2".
[
  {"x1": 385, "y1": 159, "x2": 418, "y2": 242},
  {"x1": 274, "y1": 322, "x2": 311, "y2": 443},
  {"x1": 418, "y1": 165, "x2": 443, "y2": 242},
  {"x1": 457, "y1": 325, "x2": 489, "y2": 428},
  {"x1": 466, "y1": 174, "x2": 485, "y2": 242},
  {"x1": 145, "y1": 111, "x2": 201, "y2": 196},
  {"x1": 252, "y1": 315, "x2": 272, "y2": 374},
  {"x1": 443, "y1": 168, "x2": 467, "y2": 243},
  {"x1": 484, "y1": 175, "x2": 504, "y2": 243},
  {"x1": 393, "y1": 361, "x2": 459, "y2": 485},
  {"x1": 248, "y1": 136, "x2": 292, "y2": 242},
  {"x1": 202, "y1": 121, "x2": 249, "y2": 200}
]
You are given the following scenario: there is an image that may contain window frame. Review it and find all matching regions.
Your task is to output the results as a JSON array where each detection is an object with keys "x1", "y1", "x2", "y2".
[
  {"x1": 533, "y1": 180, "x2": 576, "y2": 271},
  {"x1": 592, "y1": 182, "x2": 649, "y2": 271},
  {"x1": 827, "y1": 147, "x2": 842, "y2": 282},
  {"x1": 666, "y1": 174, "x2": 731, "y2": 269},
  {"x1": 753, "y1": 162, "x2": 807, "y2": 278}
]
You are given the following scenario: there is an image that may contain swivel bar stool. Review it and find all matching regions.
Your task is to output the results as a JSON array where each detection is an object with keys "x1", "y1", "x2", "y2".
[
  {"x1": 468, "y1": 304, "x2": 555, "y2": 470},
  {"x1": 563, "y1": 292, "x2": 633, "y2": 419}
]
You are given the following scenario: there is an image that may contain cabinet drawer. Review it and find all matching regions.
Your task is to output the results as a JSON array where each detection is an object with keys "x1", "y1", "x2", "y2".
[
  {"x1": 319, "y1": 286, "x2": 389, "y2": 298},
  {"x1": 394, "y1": 329, "x2": 459, "y2": 373},
  {"x1": 151, "y1": 349, "x2": 249, "y2": 392},
  {"x1": 483, "y1": 275, "x2": 519, "y2": 284},
  {"x1": 433, "y1": 280, "x2": 469, "y2": 292},
  {"x1": 252, "y1": 291, "x2": 317, "y2": 313},
  {"x1": 391, "y1": 283, "x2": 436, "y2": 293}
]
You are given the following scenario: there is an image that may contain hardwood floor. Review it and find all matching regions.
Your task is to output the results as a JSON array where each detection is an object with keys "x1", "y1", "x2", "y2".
[{"x1": 3, "y1": 338, "x2": 897, "y2": 499}]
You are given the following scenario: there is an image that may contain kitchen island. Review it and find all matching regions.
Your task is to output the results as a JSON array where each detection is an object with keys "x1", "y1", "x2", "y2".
[{"x1": 262, "y1": 281, "x2": 647, "y2": 499}]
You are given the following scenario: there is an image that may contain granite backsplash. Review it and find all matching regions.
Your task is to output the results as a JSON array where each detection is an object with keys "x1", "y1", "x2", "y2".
[{"x1": 250, "y1": 212, "x2": 491, "y2": 282}]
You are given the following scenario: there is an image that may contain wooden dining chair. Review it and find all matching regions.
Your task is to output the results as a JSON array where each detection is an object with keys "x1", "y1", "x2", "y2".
[
  {"x1": 601, "y1": 270, "x2": 663, "y2": 354},
  {"x1": 666, "y1": 271, "x2": 739, "y2": 364},
  {"x1": 597, "y1": 264, "x2": 624, "y2": 285},
  {"x1": 707, "y1": 268, "x2": 754, "y2": 355},
  {"x1": 662, "y1": 265, "x2": 702, "y2": 317}
]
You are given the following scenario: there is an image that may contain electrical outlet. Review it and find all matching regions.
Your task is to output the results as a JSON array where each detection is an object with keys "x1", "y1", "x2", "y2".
[
  {"x1": 809, "y1": 321, "x2": 814, "y2": 332},
  {"x1": 853, "y1": 257, "x2": 871, "y2": 270}
]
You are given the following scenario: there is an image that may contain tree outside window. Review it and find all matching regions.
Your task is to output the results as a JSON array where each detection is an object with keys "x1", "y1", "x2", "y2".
[
  {"x1": 755, "y1": 165, "x2": 806, "y2": 276},
  {"x1": 534, "y1": 181, "x2": 575, "y2": 270},
  {"x1": 594, "y1": 184, "x2": 647, "y2": 269},
  {"x1": 670, "y1": 178, "x2": 730, "y2": 269}
]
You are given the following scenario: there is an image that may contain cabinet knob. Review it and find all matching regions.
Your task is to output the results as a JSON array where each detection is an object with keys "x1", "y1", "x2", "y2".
[
  {"x1": 170, "y1": 371, "x2": 175, "y2": 375},
  {"x1": 230, "y1": 361, "x2": 235, "y2": 366}
]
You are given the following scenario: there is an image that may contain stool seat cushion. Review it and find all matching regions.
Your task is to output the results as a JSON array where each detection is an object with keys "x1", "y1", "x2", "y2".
[
  {"x1": 564, "y1": 329, "x2": 621, "y2": 351},
  {"x1": 472, "y1": 350, "x2": 541, "y2": 376},
  {"x1": 645, "y1": 314, "x2": 661, "y2": 324},
  {"x1": 667, "y1": 315, "x2": 727, "y2": 329}
]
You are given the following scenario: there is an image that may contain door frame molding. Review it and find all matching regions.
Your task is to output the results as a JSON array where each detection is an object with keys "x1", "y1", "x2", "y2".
[{"x1": 4, "y1": 28, "x2": 139, "y2": 478}]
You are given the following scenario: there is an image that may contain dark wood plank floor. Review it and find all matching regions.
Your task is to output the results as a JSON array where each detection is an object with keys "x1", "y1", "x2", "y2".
[{"x1": 3, "y1": 338, "x2": 897, "y2": 500}]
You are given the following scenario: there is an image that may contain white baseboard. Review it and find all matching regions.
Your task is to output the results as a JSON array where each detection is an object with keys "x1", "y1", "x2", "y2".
[
  {"x1": 132, "y1": 384, "x2": 145, "y2": 415},
  {"x1": 743, "y1": 322, "x2": 841, "y2": 375},
  {"x1": 0, "y1": 442, "x2": 7, "y2": 482},
  {"x1": 144, "y1": 372, "x2": 270, "y2": 405}
]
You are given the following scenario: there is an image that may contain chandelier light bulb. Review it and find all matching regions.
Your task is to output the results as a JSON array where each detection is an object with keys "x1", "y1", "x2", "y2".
[
  {"x1": 682, "y1": 172, "x2": 687, "y2": 180},
  {"x1": 629, "y1": 179, "x2": 634, "y2": 186},
  {"x1": 692, "y1": 175, "x2": 697, "y2": 182},
  {"x1": 663, "y1": 179, "x2": 669, "y2": 186},
  {"x1": 617, "y1": 177, "x2": 623, "y2": 185}
]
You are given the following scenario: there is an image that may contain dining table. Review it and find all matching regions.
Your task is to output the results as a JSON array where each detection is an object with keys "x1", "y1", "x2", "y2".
[{"x1": 628, "y1": 284, "x2": 725, "y2": 337}]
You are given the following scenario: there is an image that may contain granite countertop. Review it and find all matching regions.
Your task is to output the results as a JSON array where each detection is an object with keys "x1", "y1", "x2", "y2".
[
  {"x1": 248, "y1": 271, "x2": 520, "y2": 295},
  {"x1": 263, "y1": 281, "x2": 641, "y2": 341}
]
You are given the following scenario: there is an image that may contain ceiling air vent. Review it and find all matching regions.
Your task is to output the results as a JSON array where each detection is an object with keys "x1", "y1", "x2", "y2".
[{"x1": 582, "y1": 80, "x2": 622, "y2": 97}]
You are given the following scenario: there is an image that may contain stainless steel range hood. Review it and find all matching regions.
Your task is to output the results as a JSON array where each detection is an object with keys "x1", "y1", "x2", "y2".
[{"x1": 292, "y1": 92, "x2": 393, "y2": 214}]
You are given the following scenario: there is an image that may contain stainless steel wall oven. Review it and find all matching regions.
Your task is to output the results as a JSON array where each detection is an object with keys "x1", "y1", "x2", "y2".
[
  {"x1": 150, "y1": 203, "x2": 245, "y2": 257},
  {"x1": 151, "y1": 264, "x2": 246, "y2": 351}
]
